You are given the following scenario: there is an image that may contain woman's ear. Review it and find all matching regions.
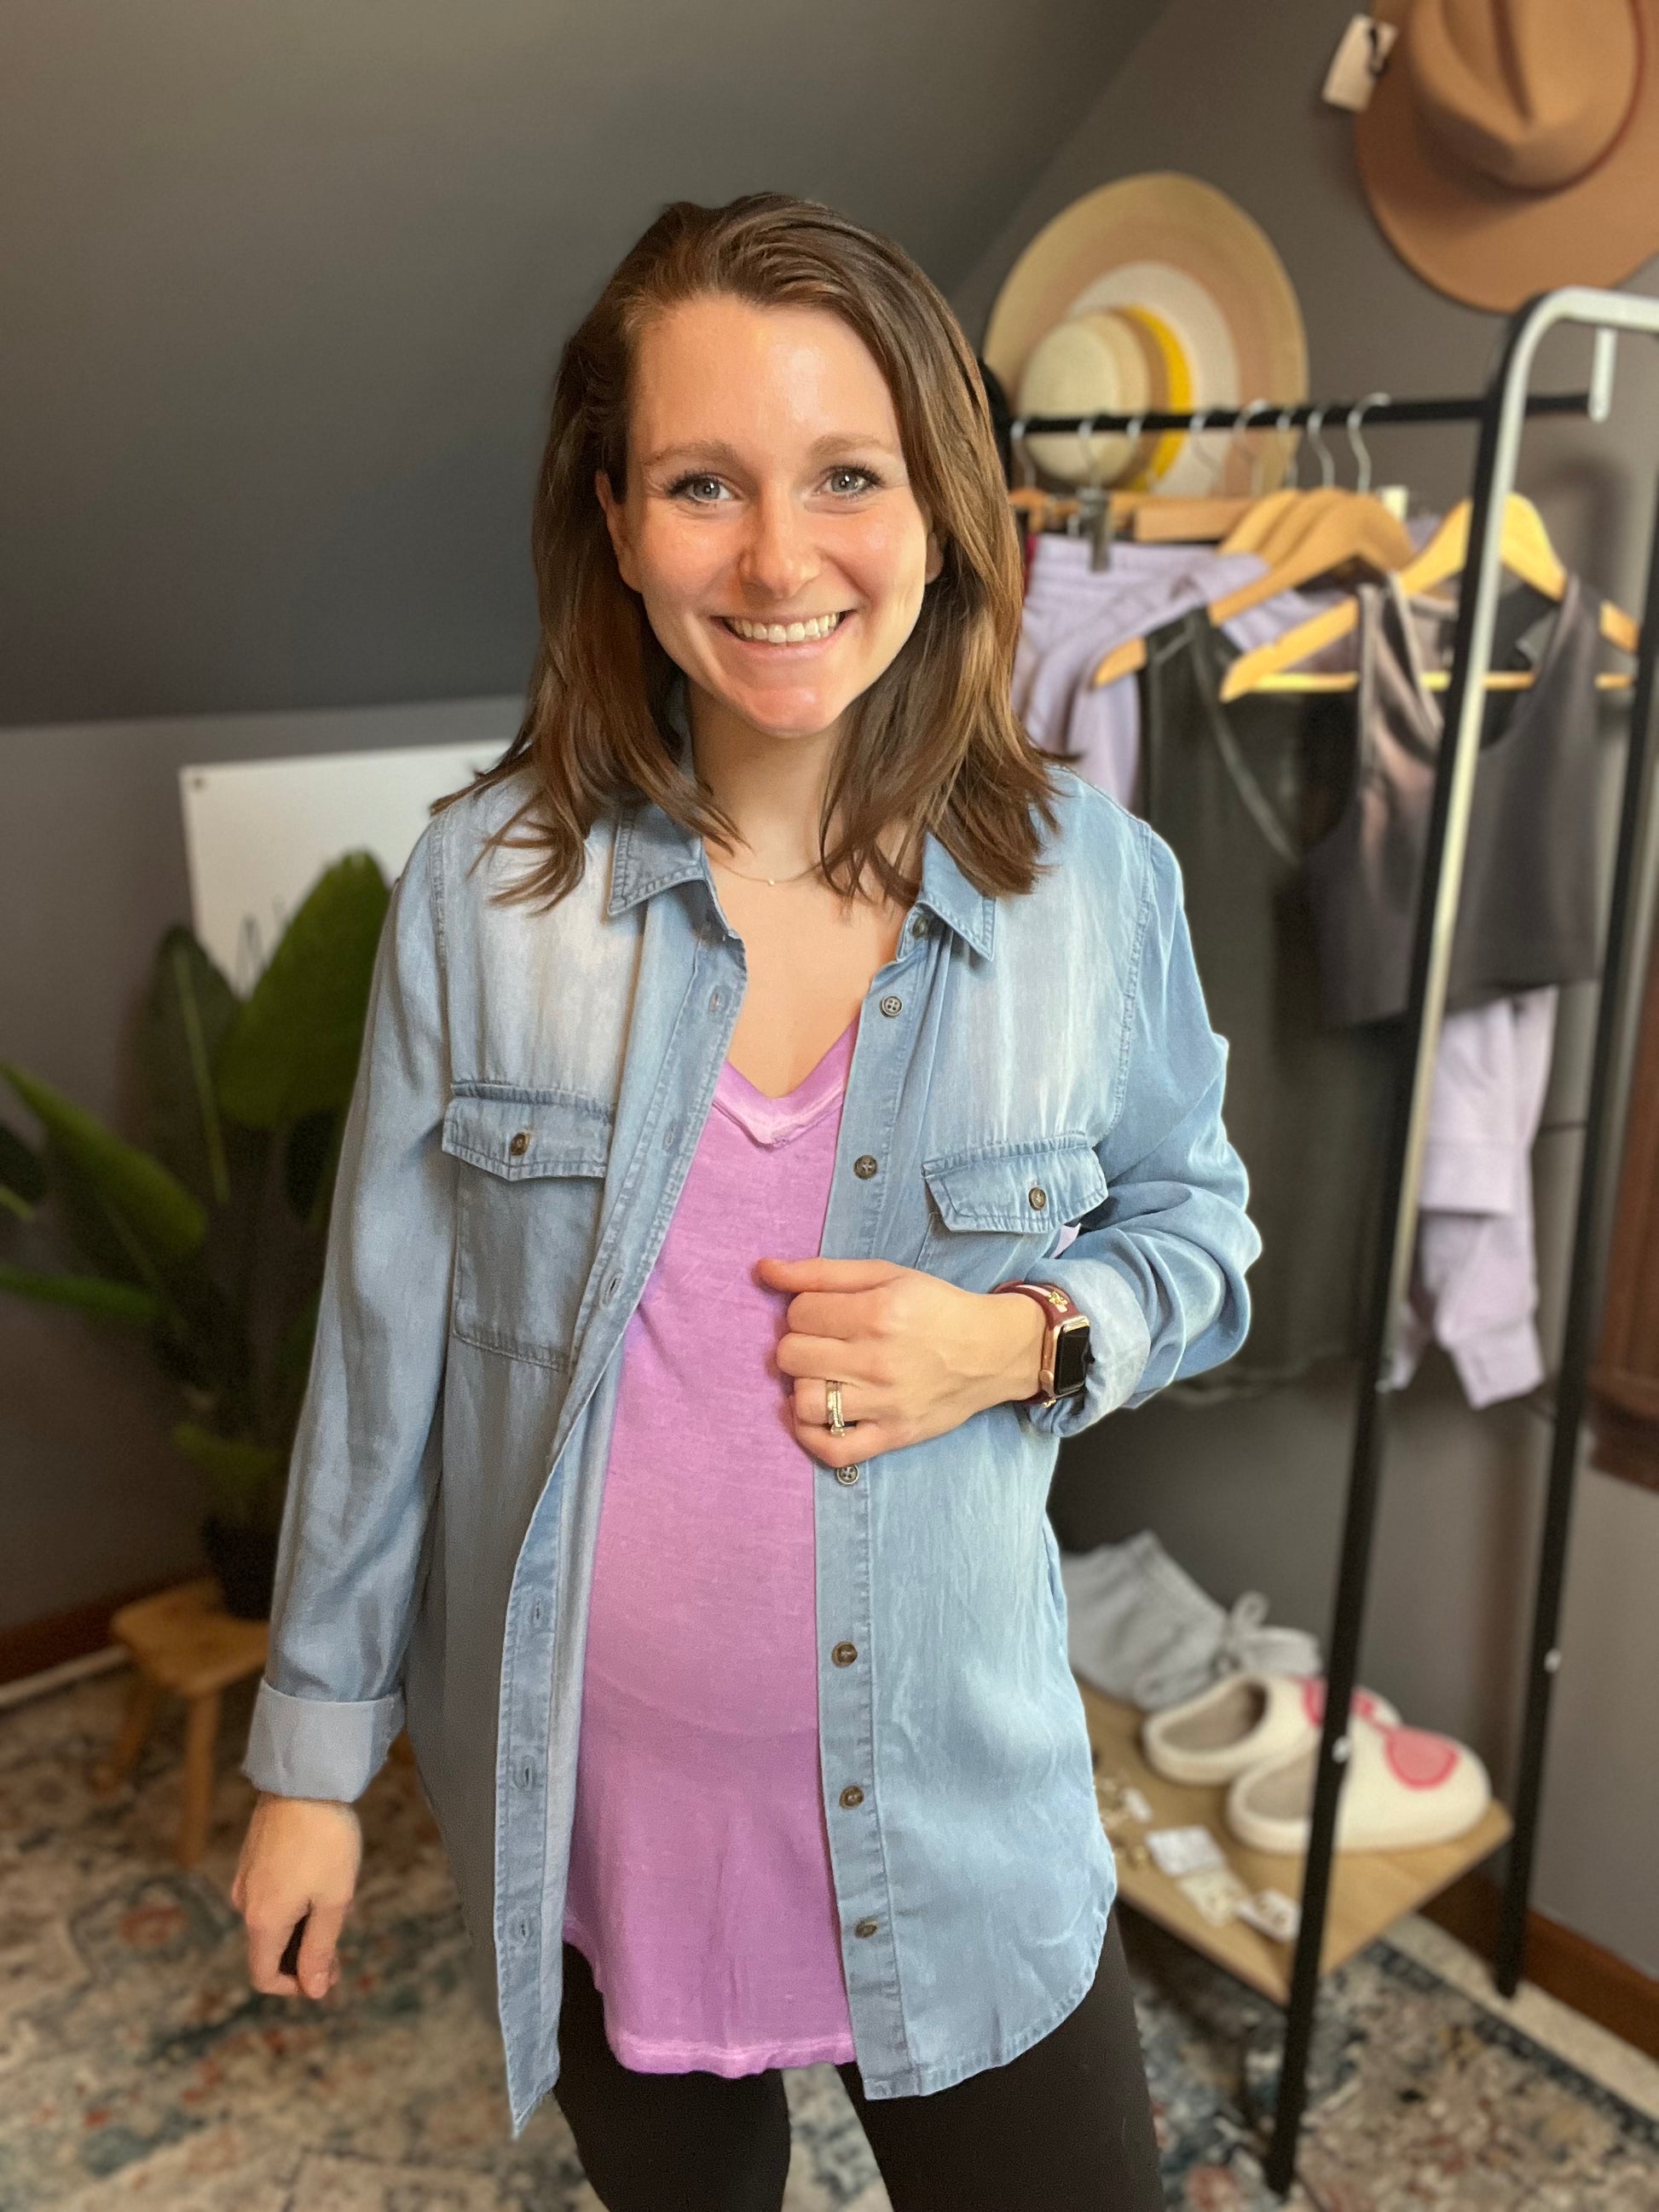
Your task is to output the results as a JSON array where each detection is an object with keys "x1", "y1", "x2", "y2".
[
  {"x1": 924, "y1": 529, "x2": 945, "y2": 586},
  {"x1": 596, "y1": 471, "x2": 641, "y2": 592}
]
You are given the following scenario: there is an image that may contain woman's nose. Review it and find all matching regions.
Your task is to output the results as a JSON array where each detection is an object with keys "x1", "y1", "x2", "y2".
[{"x1": 737, "y1": 488, "x2": 817, "y2": 602}]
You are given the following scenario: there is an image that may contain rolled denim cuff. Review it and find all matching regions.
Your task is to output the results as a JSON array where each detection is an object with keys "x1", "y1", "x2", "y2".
[
  {"x1": 242, "y1": 1678, "x2": 405, "y2": 1805},
  {"x1": 1020, "y1": 1262, "x2": 1152, "y2": 1439}
]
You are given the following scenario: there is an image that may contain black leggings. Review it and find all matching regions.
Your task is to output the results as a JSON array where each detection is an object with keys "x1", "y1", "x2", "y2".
[{"x1": 552, "y1": 1912, "x2": 1164, "y2": 2211}]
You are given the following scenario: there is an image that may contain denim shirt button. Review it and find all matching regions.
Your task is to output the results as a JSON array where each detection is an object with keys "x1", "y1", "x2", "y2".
[
  {"x1": 835, "y1": 1464, "x2": 861, "y2": 1486},
  {"x1": 509, "y1": 1131, "x2": 530, "y2": 1158},
  {"x1": 839, "y1": 1784, "x2": 865, "y2": 1809},
  {"x1": 879, "y1": 994, "x2": 903, "y2": 1017},
  {"x1": 1028, "y1": 1186, "x2": 1048, "y2": 1210},
  {"x1": 853, "y1": 1155, "x2": 878, "y2": 1180},
  {"x1": 831, "y1": 1641, "x2": 858, "y2": 1666},
  {"x1": 854, "y1": 1918, "x2": 880, "y2": 1938}
]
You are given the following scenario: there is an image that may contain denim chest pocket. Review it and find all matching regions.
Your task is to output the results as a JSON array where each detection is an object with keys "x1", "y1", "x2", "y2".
[
  {"x1": 440, "y1": 1090, "x2": 613, "y2": 1368},
  {"x1": 916, "y1": 1131, "x2": 1108, "y2": 1288}
]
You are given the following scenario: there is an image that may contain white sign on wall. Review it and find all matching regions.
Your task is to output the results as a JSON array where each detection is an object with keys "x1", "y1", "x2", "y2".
[{"x1": 179, "y1": 739, "x2": 507, "y2": 990}]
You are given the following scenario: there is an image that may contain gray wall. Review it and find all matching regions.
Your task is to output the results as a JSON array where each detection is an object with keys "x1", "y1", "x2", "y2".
[
  {"x1": 0, "y1": 0, "x2": 1162, "y2": 727},
  {"x1": 953, "y1": 0, "x2": 1659, "y2": 1976}
]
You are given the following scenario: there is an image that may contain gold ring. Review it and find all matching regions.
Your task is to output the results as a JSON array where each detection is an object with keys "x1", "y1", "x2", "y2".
[{"x1": 826, "y1": 1380, "x2": 846, "y2": 1437}]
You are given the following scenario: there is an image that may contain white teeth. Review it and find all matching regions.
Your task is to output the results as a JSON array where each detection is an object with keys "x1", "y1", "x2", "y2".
[{"x1": 725, "y1": 611, "x2": 845, "y2": 643}]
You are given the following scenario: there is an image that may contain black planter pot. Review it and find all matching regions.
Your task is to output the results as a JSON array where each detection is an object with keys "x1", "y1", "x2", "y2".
[{"x1": 201, "y1": 1516, "x2": 280, "y2": 1620}]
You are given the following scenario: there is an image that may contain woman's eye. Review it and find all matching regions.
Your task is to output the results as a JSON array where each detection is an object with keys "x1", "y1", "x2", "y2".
[
  {"x1": 826, "y1": 466, "x2": 879, "y2": 496},
  {"x1": 671, "y1": 474, "x2": 728, "y2": 504}
]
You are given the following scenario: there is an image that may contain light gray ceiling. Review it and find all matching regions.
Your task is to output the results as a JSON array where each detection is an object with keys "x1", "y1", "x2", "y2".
[{"x1": 2, "y1": 0, "x2": 1162, "y2": 725}]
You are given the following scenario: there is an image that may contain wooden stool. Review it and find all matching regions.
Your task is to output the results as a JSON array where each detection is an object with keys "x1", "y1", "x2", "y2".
[{"x1": 95, "y1": 1577, "x2": 269, "y2": 1866}]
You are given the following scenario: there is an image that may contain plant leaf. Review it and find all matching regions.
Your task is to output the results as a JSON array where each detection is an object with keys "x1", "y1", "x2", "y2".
[
  {"x1": 216, "y1": 854, "x2": 389, "y2": 1127},
  {"x1": 1, "y1": 1066, "x2": 207, "y2": 1268},
  {"x1": 141, "y1": 928, "x2": 240, "y2": 1207},
  {"x1": 0, "y1": 1263, "x2": 159, "y2": 1325},
  {"x1": 0, "y1": 1120, "x2": 46, "y2": 1217},
  {"x1": 171, "y1": 1421, "x2": 286, "y2": 1519}
]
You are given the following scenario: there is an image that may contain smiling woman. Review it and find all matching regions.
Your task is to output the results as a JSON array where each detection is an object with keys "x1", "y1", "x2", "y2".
[
  {"x1": 232, "y1": 191, "x2": 1255, "y2": 2212},
  {"x1": 454, "y1": 193, "x2": 1052, "y2": 922}
]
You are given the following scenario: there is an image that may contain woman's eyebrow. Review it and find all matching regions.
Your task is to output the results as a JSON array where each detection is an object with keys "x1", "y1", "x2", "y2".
[{"x1": 639, "y1": 431, "x2": 903, "y2": 471}]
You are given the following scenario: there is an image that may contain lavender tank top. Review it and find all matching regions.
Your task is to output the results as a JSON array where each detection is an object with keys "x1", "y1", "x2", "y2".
[{"x1": 561, "y1": 1018, "x2": 859, "y2": 2074}]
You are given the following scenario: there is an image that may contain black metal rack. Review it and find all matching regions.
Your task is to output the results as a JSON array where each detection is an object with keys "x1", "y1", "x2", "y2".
[{"x1": 1008, "y1": 292, "x2": 1659, "y2": 2195}]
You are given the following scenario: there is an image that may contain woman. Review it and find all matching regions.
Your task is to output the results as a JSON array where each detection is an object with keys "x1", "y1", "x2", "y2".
[{"x1": 232, "y1": 193, "x2": 1257, "y2": 2210}]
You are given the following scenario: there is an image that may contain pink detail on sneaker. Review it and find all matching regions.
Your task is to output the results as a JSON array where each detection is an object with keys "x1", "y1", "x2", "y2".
[
  {"x1": 1383, "y1": 1727, "x2": 1460, "y2": 1790},
  {"x1": 1302, "y1": 1679, "x2": 1387, "y2": 1728}
]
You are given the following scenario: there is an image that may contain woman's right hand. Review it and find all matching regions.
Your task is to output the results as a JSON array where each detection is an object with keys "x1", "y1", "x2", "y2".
[{"x1": 232, "y1": 1792, "x2": 363, "y2": 2001}]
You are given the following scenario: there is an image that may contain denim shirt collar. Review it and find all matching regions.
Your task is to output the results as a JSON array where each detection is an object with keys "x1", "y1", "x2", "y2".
[{"x1": 604, "y1": 686, "x2": 997, "y2": 960}]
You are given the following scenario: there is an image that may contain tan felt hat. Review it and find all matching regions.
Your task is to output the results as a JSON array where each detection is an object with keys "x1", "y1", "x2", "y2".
[
  {"x1": 982, "y1": 173, "x2": 1307, "y2": 494},
  {"x1": 1356, "y1": 0, "x2": 1659, "y2": 312}
]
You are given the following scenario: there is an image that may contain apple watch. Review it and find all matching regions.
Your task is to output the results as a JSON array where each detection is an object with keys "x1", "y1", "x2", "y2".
[{"x1": 991, "y1": 1279, "x2": 1093, "y2": 1405}]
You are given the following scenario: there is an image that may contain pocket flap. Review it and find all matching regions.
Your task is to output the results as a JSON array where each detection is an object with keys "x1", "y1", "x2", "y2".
[
  {"x1": 922, "y1": 1133, "x2": 1107, "y2": 1233},
  {"x1": 442, "y1": 1090, "x2": 612, "y2": 1179}
]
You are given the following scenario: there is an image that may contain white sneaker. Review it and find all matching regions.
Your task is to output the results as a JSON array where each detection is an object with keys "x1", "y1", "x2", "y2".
[
  {"x1": 1141, "y1": 1672, "x2": 1400, "y2": 1788},
  {"x1": 1226, "y1": 1711, "x2": 1492, "y2": 1855}
]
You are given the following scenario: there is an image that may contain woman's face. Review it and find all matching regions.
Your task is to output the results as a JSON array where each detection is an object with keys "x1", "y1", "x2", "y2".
[{"x1": 598, "y1": 293, "x2": 942, "y2": 742}]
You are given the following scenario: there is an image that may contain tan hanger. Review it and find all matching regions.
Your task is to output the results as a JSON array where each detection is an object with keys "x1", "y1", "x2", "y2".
[
  {"x1": 1248, "y1": 668, "x2": 1634, "y2": 694},
  {"x1": 1130, "y1": 496, "x2": 1253, "y2": 543},
  {"x1": 1218, "y1": 487, "x2": 1303, "y2": 555},
  {"x1": 1217, "y1": 494, "x2": 1641, "y2": 702},
  {"x1": 1206, "y1": 493, "x2": 1415, "y2": 626}
]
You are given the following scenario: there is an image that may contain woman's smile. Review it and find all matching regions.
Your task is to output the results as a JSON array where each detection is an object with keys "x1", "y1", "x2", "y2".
[{"x1": 717, "y1": 608, "x2": 854, "y2": 649}]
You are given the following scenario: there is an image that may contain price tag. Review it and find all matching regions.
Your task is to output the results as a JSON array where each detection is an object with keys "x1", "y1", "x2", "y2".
[
  {"x1": 1146, "y1": 1825, "x2": 1227, "y2": 1878},
  {"x1": 1236, "y1": 1888, "x2": 1303, "y2": 1943},
  {"x1": 1178, "y1": 1867, "x2": 1250, "y2": 1926},
  {"x1": 1322, "y1": 14, "x2": 1399, "y2": 113}
]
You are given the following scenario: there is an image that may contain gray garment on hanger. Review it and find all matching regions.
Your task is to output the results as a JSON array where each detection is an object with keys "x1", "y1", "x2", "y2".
[
  {"x1": 1138, "y1": 612, "x2": 1397, "y2": 1386},
  {"x1": 1303, "y1": 574, "x2": 1604, "y2": 1028},
  {"x1": 1057, "y1": 1531, "x2": 1322, "y2": 1712}
]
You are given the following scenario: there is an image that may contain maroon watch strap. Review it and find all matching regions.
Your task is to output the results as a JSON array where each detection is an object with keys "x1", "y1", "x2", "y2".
[{"x1": 991, "y1": 1279, "x2": 1082, "y2": 1402}]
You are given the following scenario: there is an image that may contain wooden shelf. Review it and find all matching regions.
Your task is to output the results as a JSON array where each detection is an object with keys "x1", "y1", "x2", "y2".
[{"x1": 1080, "y1": 1680, "x2": 1513, "y2": 2007}]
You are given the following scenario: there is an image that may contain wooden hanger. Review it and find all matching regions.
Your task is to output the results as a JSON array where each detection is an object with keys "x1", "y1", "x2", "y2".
[
  {"x1": 1217, "y1": 486, "x2": 1305, "y2": 555},
  {"x1": 1246, "y1": 667, "x2": 1634, "y2": 694},
  {"x1": 1217, "y1": 494, "x2": 1640, "y2": 701},
  {"x1": 1207, "y1": 493, "x2": 1415, "y2": 626},
  {"x1": 1129, "y1": 496, "x2": 1253, "y2": 543},
  {"x1": 1089, "y1": 492, "x2": 1413, "y2": 692}
]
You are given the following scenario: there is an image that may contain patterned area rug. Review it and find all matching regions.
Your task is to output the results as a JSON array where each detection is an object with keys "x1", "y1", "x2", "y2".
[{"x1": 3, "y1": 1670, "x2": 1656, "y2": 2210}]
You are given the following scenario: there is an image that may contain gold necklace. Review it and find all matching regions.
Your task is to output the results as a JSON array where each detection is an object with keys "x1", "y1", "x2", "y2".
[{"x1": 706, "y1": 847, "x2": 823, "y2": 887}]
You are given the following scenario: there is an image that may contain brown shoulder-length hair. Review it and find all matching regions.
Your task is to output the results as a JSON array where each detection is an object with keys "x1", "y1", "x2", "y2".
[{"x1": 443, "y1": 191, "x2": 1063, "y2": 910}]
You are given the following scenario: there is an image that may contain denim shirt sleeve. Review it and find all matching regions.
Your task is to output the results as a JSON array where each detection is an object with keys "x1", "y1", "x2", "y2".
[
  {"x1": 1023, "y1": 824, "x2": 1259, "y2": 1439},
  {"x1": 242, "y1": 817, "x2": 455, "y2": 1804}
]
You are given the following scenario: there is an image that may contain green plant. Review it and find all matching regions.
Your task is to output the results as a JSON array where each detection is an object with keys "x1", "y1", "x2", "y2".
[{"x1": 0, "y1": 853, "x2": 390, "y2": 1534}]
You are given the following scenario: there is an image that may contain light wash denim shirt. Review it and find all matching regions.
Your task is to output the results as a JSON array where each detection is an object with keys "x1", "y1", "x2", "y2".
[{"x1": 243, "y1": 745, "x2": 1258, "y2": 2137}]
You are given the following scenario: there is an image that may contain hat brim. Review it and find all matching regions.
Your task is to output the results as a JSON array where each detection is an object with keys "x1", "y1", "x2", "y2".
[
  {"x1": 1356, "y1": 0, "x2": 1659, "y2": 312},
  {"x1": 983, "y1": 173, "x2": 1308, "y2": 494}
]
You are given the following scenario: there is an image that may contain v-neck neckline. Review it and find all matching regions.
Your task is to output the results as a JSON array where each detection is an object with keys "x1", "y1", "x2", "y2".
[{"x1": 714, "y1": 1019, "x2": 857, "y2": 1147}]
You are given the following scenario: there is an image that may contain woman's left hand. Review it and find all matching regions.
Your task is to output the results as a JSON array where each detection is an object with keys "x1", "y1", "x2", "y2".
[{"x1": 759, "y1": 1256, "x2": 1047, "y2": 1467}]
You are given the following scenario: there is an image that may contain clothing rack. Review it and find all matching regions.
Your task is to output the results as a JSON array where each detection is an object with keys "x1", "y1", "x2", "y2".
[
  {"x1": 1014, "y1": 302, "x2": 1659, "y2": 2198},
  {"x1": 1009, "y1": 385, "x2": 1611, "y2": 437}
]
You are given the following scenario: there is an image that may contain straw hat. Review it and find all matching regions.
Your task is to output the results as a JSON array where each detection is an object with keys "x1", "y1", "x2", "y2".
[
  {"x1": 981, "y1": 173, "x2": 1308, "y2": 494},
  {"x1": 1355, "y1": 0, "x2": 1659, "y2": 312}
]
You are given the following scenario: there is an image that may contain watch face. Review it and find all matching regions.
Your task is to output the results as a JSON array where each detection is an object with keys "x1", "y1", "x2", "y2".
[{"x1": 1052, "y1": 1315, "x2": 1092, "y2": 1396}]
